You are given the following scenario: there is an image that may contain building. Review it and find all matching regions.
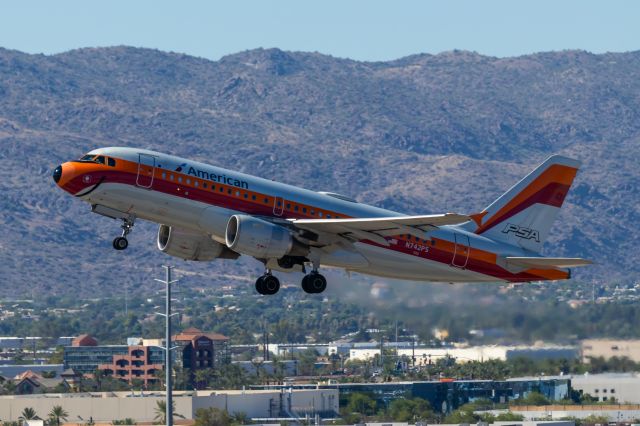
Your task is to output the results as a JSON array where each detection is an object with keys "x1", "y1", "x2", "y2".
[
  {"x1": 63, "y1": 334, "x2": 164, "y2": 385},
  {"x1": 0, "y1": 388, "x2": 338, "y2": 422},
  {"x1": 173, "y1": 327, "x2": 230, "y2": 371},
  {"x1": 96, "y1": 345, "x2": 164, "y2": 386},
  {"x1": 253, "y1": 378, "x2": 570, "y2": 413},
  {"x1": 508, "y1": 405, "x2": 640, "y2": 422},
  {"x1": 348, "y1": 345, "x2": 578, "y2": 364},
  {"x1": 570, "y1": 373, "x2": 640, "y2": 403},
  {"x1": 64, "y1": 330, "x2": 230, "y2": 387},
  {"x1": 581, "y1": 339, "x2": 640, "y2": 363}
]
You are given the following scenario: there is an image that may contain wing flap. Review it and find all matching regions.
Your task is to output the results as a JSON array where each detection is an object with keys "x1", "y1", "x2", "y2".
[{"x1": 505, "y1": 257, "x2": 593, "y2": 269}]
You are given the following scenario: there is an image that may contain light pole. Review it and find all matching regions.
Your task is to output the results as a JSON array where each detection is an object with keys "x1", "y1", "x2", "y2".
[{"x1": 156, "y1": 266, "x2": 179, "y2": 426}]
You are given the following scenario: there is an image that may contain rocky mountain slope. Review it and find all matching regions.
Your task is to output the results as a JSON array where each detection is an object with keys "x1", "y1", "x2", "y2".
[{"x1": 1, "y1": 46, "x2": 638, "y2": 297}]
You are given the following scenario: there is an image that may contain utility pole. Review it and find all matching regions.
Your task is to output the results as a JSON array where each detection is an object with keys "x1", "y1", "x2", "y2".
[{"x1": 156, "y1": 266, "x2": 179, "y2": 426}]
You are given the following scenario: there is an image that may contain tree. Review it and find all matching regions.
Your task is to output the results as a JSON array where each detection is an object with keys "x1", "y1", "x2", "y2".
[
  {"x1": 153, "y1": 400, "x2": 184, "y2": 424},
  {"x1": 48, "y1": 405, "x2": 69, "y2": 426},
  {"x1": 112, "y1": 419, "x2": 136, "y2": 425},
  {"x1": 346, "y1": 392, "x2": 377, "y2": 416},
  {"x1": 19, "y1": 407, "x2": 38, "y2": 420},
  {"x1": 495, "y1": 412, "x2": 525, "y2": 421},
  {"x1": 388, "y1": 397, "x2": 433, "y2": 422},
  {"x1": 513, "y1": 391, "x2": 551, "y2": 406},
  {"x1": 194, "y1": 407, "x2": 231, "y2": 426}
]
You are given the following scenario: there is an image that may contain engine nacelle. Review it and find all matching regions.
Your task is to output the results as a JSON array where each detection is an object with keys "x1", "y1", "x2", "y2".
[
  {"x1": 157, "y1": 225, "x2": 239, "y2": 261},
  {"x1": 225, "y1": 215, "x2": 307, "y2": 259}
]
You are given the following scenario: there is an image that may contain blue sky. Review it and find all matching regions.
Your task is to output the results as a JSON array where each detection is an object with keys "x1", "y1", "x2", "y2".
[{"x1": 1, "y1": 1, "x2": 638, "y2": 61}]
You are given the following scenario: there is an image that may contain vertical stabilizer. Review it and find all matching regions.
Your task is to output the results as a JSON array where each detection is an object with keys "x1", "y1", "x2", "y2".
[{"x1": 472, "y1": 155, "x2": 580, "y2": 253}]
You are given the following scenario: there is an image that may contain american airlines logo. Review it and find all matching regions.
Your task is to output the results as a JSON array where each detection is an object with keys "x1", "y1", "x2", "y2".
[{"x1": 502, "y1": 223, "x2": 540, "y2": 242}]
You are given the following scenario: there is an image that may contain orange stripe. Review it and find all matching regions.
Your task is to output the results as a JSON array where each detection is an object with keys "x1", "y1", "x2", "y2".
[{"x1": 477, "y1": 164, "x2": 577, "y2": 232}]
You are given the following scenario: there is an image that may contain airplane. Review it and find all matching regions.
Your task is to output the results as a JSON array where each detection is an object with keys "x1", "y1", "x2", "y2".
[{"x1": 52, "y1": 148, "x2": 591, "y2": 295}]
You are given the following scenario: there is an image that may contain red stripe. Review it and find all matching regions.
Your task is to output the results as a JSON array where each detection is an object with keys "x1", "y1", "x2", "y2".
[{"x1": 478, "y1": 182, "x2": 570, "y2": 234}]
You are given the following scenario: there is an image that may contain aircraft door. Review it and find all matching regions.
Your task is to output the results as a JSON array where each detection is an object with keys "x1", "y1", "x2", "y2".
[
  {"x1": 136, "y1": 153, "x2": 156, "y2": 188},
  {"x1": 451, "y1": 233, "x2": 470, "y2": 268},
  {"x1": 273, "y1": 196, "x2": 284, "y2": 216}
]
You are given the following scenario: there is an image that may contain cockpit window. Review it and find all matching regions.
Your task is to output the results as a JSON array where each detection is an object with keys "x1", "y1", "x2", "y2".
[
  {"x1": 95, "y1": 156, "x2": 105, "y2": 164},
  {"x1": 107, "y1": 158, "x2": 116, "y2": 167},
  {"x1": 79, "y1": 154, "x2": 95, "y2": 161}
]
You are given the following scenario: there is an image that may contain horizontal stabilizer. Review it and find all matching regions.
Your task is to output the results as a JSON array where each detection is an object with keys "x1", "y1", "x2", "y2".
[{"x1": 504, "y1": 257, "x2": 593, "y2": 269}]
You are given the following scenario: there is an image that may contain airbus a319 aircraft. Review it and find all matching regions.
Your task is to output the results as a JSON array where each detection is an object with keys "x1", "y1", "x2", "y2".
[{"x1": 53, "y1": 148, "x2": 591, "y2": 295}]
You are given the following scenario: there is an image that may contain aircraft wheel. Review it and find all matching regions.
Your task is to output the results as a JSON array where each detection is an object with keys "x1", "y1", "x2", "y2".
[
  {"x1": 262, "y1": 275, "x2": 280, "y2": 295},
  {"x1": 255, "y1": 276, "x2": 266, "y2": 295},
  {"x1": 302, "y1": 273, "x2": 326, "y2": 294},
  {"x1": 112, "y1": 237, "x2": 129, "y2": 250}
]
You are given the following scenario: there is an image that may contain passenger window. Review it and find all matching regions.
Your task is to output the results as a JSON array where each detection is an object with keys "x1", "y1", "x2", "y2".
[
  {"x1": 252, "y1": 195, "x2": 256, "y2": 200},
  {"x1": 220, "y1": 187, "x2": 224, "y2": 193},
  {"x1": 244, "y1": 193, "x2": 248, "y2": 199},
  {"x1": 194, "y1": 181, "x2": 199, "y2": 187},
  {"x1": 302, "y1": 208, "x2": 307, "y2": 213},
  {"x1": 161, "y1": 172, "x2": 166, "y2": 179},
  {"x1": 228, "y1": 189, "x2": 232, "y2": 194},
  {"x1": 186, "y1": 179, "x2": 191, "y2": 185},
  {"x1": 286, "y1": 203, "x2": 291, "y2": 209},
  {"x1": 294, "y1": 206, "x2": 299, "y2": 212},
  {"x1": 319, "y1": 212, "x2": 323, "y2": 217},
  {"x1": 107, "y1": 158, "x2": 116, "y2": 167},
  {"x1": 326, "y1": 214, "x2": 331, "y2": 218},
  {"x1": 95, "y1": 156, "x2": 105, "y2": 164},
  {"x1": 178, "y1": 177, "x2": 182, "y2": 183},
  {"x1": 202, "y1": 182, "x2": 207, "y2": 188},
  {"x1": 264, "y1": 198, "x2": 269, "y2": 204},
  {"x1": 170, "y1": 174, "x2": 174, "y2": 181},
  {"x1": 235, "y1": 190, "x2": 240, "y2": 196}
]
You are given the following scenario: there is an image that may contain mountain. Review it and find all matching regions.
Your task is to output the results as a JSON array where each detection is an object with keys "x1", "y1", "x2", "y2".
[{"x1": 1, "y1": 46, "x2": 638, "y2": 297}]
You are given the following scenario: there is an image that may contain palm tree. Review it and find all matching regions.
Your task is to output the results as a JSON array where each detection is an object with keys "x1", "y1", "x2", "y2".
[
  {"x1": 154, "y1": 400, "x2": 183, "y2": 424},
  {"x1": 19, "y1": 407, "x2": 38, "y2": 420},
  {"x1": 48, "y1": 405, "x2": 69, "y2": 426}
]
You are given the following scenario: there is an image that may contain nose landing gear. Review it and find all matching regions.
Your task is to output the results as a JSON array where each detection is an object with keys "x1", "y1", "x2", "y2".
[{"x1": 112, "y1": 217, "x2": 135, "y2": 251}]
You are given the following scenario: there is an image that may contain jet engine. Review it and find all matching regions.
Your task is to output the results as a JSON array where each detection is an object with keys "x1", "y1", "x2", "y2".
[
  {"x1": 157, "y1": 225, "x2": 239, "y2": 261},
  {"x1": 225, "y1": 215, "x2": 308, "y2": 259}
]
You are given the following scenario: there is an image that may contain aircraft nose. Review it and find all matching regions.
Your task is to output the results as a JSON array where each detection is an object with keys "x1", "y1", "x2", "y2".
[{"x1": 53, "y1": 165, "x2": 63, "y2": 183}]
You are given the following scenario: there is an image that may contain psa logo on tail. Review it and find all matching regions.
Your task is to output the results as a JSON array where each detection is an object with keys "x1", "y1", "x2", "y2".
[{"x1": 502, "y1": 223, "x2": 540, "y2": 242}]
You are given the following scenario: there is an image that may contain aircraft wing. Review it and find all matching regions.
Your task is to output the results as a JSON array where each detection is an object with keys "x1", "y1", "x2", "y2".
[
  {"x1": 288, "y1": 213, "x2": 470, "y2": 246},
  {"x1": 504, "y1": 257, "x2": 593, "y2": 269}
]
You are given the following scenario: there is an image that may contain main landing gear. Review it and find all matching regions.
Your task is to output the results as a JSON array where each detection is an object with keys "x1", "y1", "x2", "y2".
[
  {"x1": 254, "y1": 264, "x2": 328, "y2": 296},
  {"x1": 112, "y1": 217, "x2": 135, "y2": 251},
  {"x1": 255, "y1": 270, "x2": 280, "y2": 295},
  {"x1": 301, "y1": 272, "x2": 327, "y2": 294}
]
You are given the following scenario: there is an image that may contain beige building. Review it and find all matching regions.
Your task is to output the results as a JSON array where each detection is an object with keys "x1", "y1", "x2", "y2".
[
  {"x1": 581, "y1": 339, "x2": 640, "y2": 363},
  {"x1": 0, "y1": 388, "x2": 338, "y2": 422}
]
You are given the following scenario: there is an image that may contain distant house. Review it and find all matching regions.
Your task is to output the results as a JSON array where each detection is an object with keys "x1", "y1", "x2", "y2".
[{"x1": 13, "y1": 370, "x2": 69, "y2": 394}]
